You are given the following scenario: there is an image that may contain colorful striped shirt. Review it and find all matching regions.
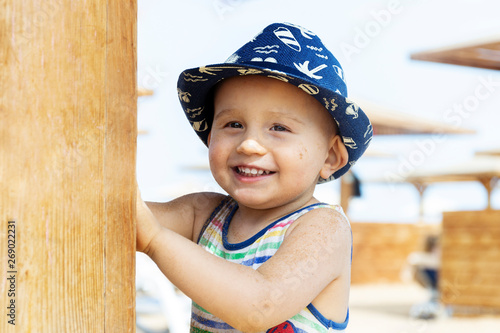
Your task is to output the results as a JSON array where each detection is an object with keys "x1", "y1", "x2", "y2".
[{"x1": 191, "y1": 196, "x2": 350, "y2": 333}]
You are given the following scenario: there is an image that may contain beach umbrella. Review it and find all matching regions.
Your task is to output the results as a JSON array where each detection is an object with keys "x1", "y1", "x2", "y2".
[
  {"x1": 355, "y1": 99, "x2": 475, "y2": 136},
  {"x1": 405, "y1": 155, "x2": 500, "y2": 212},
  {"x1": 339, "y1": 99, "x2": 474, "y2": 212},
  {"x1": 476, "y1": 148, "x2": 500, "y2": 157},
  {"x1": 410, "y1": 40, "x2": 500, "y2": 71}
]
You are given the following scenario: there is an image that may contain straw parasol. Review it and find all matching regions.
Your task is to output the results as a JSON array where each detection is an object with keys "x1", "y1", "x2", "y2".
[
  {"x1": 476, "y1": 148, "x2": 500, "y2": 157},
  {"x1": 356, "y1": 99, "x2": 475, "y2": 135},
  {"x1": 406, "y1": 155, "x2": 500, "y2": 213},
  {"x1": 340, "y1": 99, "x2": 475, "y2": 212},
  {"x1": 407, "y1": 38, "x2": 499, "y2": 217},
  {"x1": 410, "y1": 39, "x2": 500, "y2": 71}
]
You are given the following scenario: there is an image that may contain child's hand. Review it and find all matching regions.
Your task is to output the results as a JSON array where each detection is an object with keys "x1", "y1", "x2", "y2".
[{"x1": 136, "y1": 186, "x2": 162, "y2": 254}]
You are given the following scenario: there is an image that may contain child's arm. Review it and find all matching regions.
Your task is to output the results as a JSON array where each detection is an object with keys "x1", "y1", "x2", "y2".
[
  {"x1": 140, "y1": 200, "x2": 351, "y2": 332},
  {"x1": 136, "y1": 189, "x2": 225, "y2": 250},
  {"x1": 136, "y1": 188, "x2": 224, "y2": 252}
]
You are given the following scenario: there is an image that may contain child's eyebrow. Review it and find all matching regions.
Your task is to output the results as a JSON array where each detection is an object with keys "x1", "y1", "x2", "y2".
[
  {"x1": 213, "y1": 108, "x2": 305, "y2": 125},
  {"x1": 213, "y1": 108, "x2": 237, "y2": 120},
  {"x1": 266, "y1": 110, "x2": 305, "y2": 125}
]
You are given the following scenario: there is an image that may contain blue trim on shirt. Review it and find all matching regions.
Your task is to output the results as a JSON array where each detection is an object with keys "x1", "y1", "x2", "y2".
[
  {"x1": 222, "y1": 201, "x2": 329, "y2": 251},
  {"x1": 307, "y1": 304, "x2": 349, "y2": 330},
  {"x1": 240, "y1": 255, "x2": 273, "y2": 267},
  {"x1": 191, "y1": 312, "x2": 235, "y2": 330},
  {"x1": 197, "y1": 196, "x2": 234, "y2": 244}
]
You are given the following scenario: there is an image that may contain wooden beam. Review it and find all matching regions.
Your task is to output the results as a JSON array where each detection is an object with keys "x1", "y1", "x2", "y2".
[
  {"x1": 411, "y1": 40, "x2": 500, "y2": 71},
  {"x1": 0, "y1": 1, "x2": 137, "y2": 332}
]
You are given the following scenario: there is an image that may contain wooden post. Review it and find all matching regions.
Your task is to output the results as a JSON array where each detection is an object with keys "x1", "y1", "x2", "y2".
[
  {"x1": 1, "y1": 1, "x2": 137, "y2": 332},
  {"x1": 478, "y1": 176, "x2": 498, "y2": 211},
  {"x1": 340, "y1": 171, "x2": 354, "y2": 214},
  {"x1": 410, "y1": 181, "x2": 428, "y2": 223}
]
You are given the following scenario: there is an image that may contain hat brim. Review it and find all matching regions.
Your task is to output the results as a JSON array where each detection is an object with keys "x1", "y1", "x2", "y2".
[{"x1": 177, "y1": 61, "x2": 372, "y2": 181}]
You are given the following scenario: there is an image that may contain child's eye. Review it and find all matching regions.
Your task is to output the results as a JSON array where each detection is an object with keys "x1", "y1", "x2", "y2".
[
  {"x1": 226, "y1": 122, "x2": 243, "y2": 129},
  {"x1": 270, "y1": 124, "x2": 289, "y2": 132}
]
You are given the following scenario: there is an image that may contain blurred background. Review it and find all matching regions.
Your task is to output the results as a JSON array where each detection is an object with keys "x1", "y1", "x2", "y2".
[{"x1": 135, "y1": 1, "x2": 500, "y2": 332}]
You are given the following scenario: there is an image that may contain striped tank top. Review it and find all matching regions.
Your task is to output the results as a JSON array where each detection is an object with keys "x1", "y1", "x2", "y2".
[{"x1": 191, "y1": 196, "x2": 350, "y2": 333}]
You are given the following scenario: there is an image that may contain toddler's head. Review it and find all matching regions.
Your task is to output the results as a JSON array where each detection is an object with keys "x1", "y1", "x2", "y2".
[{"x1": 177, "y1": 22, "x2": 372, "y2": 182}]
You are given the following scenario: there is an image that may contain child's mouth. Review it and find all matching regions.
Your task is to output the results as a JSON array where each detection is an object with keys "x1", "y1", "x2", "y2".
[{"x1": 235, "y1": 166, "x2": 274, "y2": 177}]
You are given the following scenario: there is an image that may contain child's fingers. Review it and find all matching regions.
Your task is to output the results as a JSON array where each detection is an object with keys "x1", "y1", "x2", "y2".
[{"x1": 135, "y1": 188, "x2": 161, "y2": 254}]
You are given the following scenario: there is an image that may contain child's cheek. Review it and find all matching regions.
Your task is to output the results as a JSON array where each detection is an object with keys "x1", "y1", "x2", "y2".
[{"x1": 297, "y1": 144, "x2": 307, "y2": 161}]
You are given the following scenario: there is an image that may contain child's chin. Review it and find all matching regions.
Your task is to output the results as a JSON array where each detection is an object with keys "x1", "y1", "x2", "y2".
[{"x1": 231, "y1": 190, "x2": 271, "y2": 208}]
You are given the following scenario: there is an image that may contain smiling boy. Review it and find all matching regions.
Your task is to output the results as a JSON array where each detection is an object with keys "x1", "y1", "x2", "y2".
[{"x1": 137, "y1": 22, "x2": 372, "y2": 332}]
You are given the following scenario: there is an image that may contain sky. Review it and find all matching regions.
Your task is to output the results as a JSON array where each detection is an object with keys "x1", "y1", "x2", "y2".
[{"x1": 136, "y1": 0, "x2": 500, "y2": 223}]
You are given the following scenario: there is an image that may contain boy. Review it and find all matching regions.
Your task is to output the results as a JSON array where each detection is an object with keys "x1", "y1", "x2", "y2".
[{"x1": 137, "y1": 22, "x2": 372, "y2": 332}]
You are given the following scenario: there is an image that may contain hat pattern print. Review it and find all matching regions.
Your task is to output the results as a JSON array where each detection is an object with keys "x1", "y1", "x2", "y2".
[{"x1": 177, "y1": 22, "x2": 372, "y2": 181}]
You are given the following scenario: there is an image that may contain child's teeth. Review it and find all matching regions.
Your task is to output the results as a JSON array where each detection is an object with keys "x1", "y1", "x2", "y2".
[{"x1": 238, "y1": 167, "x2": 269, "y2": 176}]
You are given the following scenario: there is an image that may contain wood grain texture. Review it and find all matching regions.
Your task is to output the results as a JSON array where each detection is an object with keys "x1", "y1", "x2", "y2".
[
  {"x1": 0, "y1": 1, "x2": 137, "y2": 332},
  {"x1": 441, "y1": 210, "x2": 500, "y2": 311},
  {"x1": 350, "y1": 222, "x2": 439, "y2": 284}
]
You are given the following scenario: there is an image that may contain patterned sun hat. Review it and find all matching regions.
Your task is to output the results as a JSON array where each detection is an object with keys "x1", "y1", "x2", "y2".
[{"x1": 177, "y1": 22, "x2": 372, "y2": 182}]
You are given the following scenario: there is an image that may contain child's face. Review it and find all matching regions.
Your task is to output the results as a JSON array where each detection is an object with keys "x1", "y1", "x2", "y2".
[{"x1": 208, "y1": 75, "x2": 340, "y2": 210}]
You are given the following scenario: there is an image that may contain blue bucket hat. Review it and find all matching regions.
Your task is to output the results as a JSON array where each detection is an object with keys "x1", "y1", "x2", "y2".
[{"x1": 177, "y1": 22, "x2": 372, "y2": 182}]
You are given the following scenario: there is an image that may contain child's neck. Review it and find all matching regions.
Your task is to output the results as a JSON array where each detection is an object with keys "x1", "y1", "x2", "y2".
[{"x1": 227, "y1": 196, "x2": 319, "y2": 243}]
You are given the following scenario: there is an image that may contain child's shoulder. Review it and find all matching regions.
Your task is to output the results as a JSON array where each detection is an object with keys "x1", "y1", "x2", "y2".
[
  {"x1": 285, "y1": 202, "x2": 351, "y2": 240},
  {"x1": 184, "y1": 191, "x2": 230, "y2": 241}
]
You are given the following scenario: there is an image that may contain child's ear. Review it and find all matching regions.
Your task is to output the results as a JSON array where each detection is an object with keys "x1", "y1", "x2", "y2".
[
  {"x1": 206, "y1": 132, "x2": 212, "y2": 146},
  {"x1": 320, "y1": 135, "x2": 349, "y2": 180}
]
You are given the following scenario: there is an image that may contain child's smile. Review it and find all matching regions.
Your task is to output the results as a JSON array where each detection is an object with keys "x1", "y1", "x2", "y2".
[{"x1": 234, "y1": 165, "x2": 274, "y2": 178}]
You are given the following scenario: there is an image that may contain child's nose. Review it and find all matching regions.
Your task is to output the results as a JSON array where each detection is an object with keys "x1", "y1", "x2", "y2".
[{"x1": 236, "y1": 138, "x2": 267, "y2": 155}]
